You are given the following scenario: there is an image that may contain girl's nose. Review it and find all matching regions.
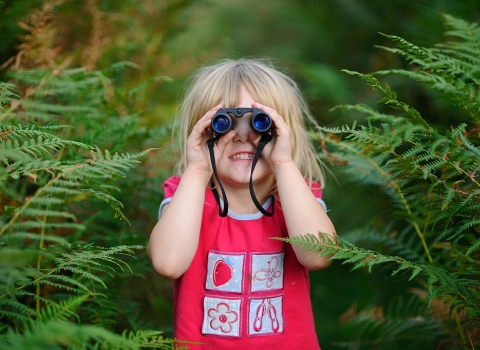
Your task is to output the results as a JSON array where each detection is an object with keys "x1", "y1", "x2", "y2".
[{"x1": 232, "y1": 115, "x2": 258, "y2": 143}]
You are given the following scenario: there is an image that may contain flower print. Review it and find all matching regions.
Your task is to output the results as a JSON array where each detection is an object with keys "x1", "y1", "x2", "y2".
[
  {"x1": 208, "y1": 302, "x2": 238, "y2": 333},
  {"x1": 254, "y1": 257, "x2": 281, "y2": 288}
]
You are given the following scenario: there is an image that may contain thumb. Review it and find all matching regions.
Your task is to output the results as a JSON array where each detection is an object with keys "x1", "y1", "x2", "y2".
[{"x1": 214, "y1": 131, "x2": 235, "y2": 154}]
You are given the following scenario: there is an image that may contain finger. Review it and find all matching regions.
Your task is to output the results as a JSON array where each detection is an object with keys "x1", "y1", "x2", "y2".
[
  {"x1": 202, "y1": 103, "x2": 223, "y2": 122},
  {"x1": 252, "y1": 102, "x2": 293, "y2": 161},
  {"x1": 215, "y1": 130, "x2": 236, "y2": 151},
  {"x1": 197, "y1": 104, "x2": 223, "y2": 128},
  {"x1": 190, "y1": 104, "x2": 223, "y2": 140},
  {"x1": 252, "y1": 102, "x2": 288, "y2": 128}
]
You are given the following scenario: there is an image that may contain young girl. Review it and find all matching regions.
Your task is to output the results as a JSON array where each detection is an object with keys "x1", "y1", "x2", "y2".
[{"x1": 148, "y1": 58, "x2": 336, "y2": 349}]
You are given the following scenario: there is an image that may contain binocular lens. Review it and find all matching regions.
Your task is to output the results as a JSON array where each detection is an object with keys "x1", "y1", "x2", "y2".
[
  {"x1": 211, "y1": 108, "x2": 272, "y2": 135},
  {"x1": 252, "y1": 113, "x2": 271, "y2": 133},
  {"x1": 212, "y1": 115, "x2": 231, "y2": 134}
]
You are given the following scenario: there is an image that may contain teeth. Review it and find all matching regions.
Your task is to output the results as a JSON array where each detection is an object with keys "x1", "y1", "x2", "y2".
[{"x1": 232, "y1": 153, "x2": 254, "y2": 160}]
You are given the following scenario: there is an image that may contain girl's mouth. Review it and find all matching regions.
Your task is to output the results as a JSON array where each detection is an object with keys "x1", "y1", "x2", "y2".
[{"x1": 230, "y1": 153, "x2": 254, "y2": 160}]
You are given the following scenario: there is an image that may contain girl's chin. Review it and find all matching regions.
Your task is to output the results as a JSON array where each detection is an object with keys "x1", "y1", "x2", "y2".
[
  {"x1": 217, "y1": 164, "x2": 273, "y2": 186},
  {"x1": 219, "y1": 172, "x2": 274, "y2": 187},
  {"x1": 220, "y1": 176, "x2": 251, "y2": 186}
]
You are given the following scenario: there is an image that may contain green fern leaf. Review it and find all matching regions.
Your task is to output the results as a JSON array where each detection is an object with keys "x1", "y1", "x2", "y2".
[{"x1": 37, "y1": 294, "x2": 89, "y2": 323}]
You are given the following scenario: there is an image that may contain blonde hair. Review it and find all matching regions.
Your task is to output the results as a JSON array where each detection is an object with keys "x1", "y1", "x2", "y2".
[{"x1": 174, "y1": 58, "x2": 325, "y2": 189}]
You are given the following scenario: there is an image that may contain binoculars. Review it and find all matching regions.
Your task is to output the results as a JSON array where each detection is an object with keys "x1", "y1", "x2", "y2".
[
  {"x1": 207, "y1": 107, "x2": 275, "y2": 217},
  {"x1": 211, "y1": 108, "x2": 272, "y2": 136}
]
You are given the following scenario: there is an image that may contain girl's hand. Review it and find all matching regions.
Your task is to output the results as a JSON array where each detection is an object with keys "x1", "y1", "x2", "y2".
[
  {"x1": 185, "y1": 104, "x2": 235, "y2": 177},
  {"x1": 251, "y1": 102, "x2": 294, "y2": 168}
]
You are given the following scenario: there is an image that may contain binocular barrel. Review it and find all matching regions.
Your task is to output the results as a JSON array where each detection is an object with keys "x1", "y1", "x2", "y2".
[{"x1": 211, "y1": 108, "x2": 272, "y2": 135}]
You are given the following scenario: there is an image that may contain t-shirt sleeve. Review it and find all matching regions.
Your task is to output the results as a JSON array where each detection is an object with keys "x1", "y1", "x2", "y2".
[
  {"x1": 309, "y1": 180, "x2": 328, "y2": 213},
  {"x1": 158, "y1": 176, "x2": 181, "y2": 219}
]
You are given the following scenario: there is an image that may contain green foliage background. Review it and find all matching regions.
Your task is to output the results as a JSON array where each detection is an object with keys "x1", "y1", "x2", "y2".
[{"x1": 0, "y1": 0, "x2": 479, "y2": 349}]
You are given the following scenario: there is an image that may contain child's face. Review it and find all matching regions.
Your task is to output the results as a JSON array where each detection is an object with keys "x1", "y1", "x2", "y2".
[{"x1": 214, "y1": 86, "x2": 275, "y2": 192}]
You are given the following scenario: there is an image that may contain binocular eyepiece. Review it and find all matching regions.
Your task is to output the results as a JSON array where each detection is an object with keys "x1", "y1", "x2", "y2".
[{"x1": 211, "y1": 108, "x2": 272, "y2": 136}]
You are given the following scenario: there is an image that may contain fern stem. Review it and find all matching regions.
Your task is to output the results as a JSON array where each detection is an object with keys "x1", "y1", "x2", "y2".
[
  {"x1": 451, "y1": 300, "x2": 469, "y2": 349},
  {"x1": 422, "y1": 203, "x2": 432, "y2": 238},
  {"x1": 55, "y1": 127, "x2": 71, "y2": 161},
  {"x1": 0, "y1": 173, "x2": 62, "y2": 238},
  {"x1": 451, "y1": 163, "x2": 480, "y2": 189},
  {"x1": 36, "y1": 214, "x2": 47, "y2": 318},
  {"x1": 88, "y1": 266, "x2": 98, "y2": 299},
  {"x1": 464, "y1": 313, "x2": 475, "y2": 350},
  {"x1": 329, "y1": 139, "x2": 433, "y2": 263}
]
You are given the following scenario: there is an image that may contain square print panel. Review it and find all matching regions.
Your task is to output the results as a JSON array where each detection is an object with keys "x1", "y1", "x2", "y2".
[
  {"x1": 206, "y1": 252, "x2": 245, "y2": 293},
  {"x1": 250, "y1": 252, "x2": 284, "y2": 292},
  {"x1": 202, "y1": 296, "x2": 242, "y2": 337},
  {"x1": 247, "y1": 296, "x2": 283, "y2": 336}
]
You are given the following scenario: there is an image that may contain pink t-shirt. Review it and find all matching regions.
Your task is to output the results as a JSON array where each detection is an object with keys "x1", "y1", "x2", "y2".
[{"x1": 160, "y1": 176, "x2": 326, "y2": 349}]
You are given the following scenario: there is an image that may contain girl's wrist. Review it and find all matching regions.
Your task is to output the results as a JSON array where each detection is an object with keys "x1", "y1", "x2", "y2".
[
  {"x1": 183, "y1": 165, "x2": 212, "y2": 185},
  {"x1": 270, "y1": 159, "x2": 297, "y2": 176}
]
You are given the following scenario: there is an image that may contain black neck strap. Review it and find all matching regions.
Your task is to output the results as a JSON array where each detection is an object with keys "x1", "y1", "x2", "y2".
[
  {"x1": 207, "y1": 137, "x2": 228, "y2": 217},
  {"x1": 249, "y1": 134, "x2": 275, "y2": 216},
  {"x1": 207, "y1": 134, "x2": 275, "y2": 217}
]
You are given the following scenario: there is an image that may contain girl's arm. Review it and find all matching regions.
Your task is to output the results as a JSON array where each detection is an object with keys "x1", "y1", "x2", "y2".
[
  {"x1": 252, "y1": 102, "x2": 336, "y2": 270},
  {"x1": 273, "y1": 161, "x2": 336, "y2": 270},
  {"x1": 148, "y1": 167, "x2": 210, "y2": 279},
  {"x1": 148, "y1": 105, "x2": 234, "y2": 279}
]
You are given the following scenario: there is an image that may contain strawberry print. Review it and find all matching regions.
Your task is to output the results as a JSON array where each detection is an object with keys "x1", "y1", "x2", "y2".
[
  {"x1": 206, "y1": 252, "x2": 244, "y2": 293},
  {"x1": 213, "y1": 257, "x2": 234, "y2": 287}
]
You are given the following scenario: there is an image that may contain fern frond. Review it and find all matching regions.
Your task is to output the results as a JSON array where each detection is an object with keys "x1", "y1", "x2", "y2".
[
  {"x1": 458, "y1": 132, "x2": 480, "y2": 159},
  {"x1": 21, "y1": 99, "x2": 98, "y2": 115},
  {"x1": 466, "y1": 238, "x2": 480, "y2": 255},
  {"x1": 341, "y1": 294, "x2": 446, "y2": 349},
  {"x1": 0, "y1": 54, "x2": 174, "y2": 347},
  {"x1": 275, "y1": 233, "x2": 479, "y2": 310},
  {"x1": 0, "y1": 134, "x2": 90, "y2": 159},
  {"x1": 80, "y1": 188, "x2": 128, "y2": 222},
  {"x1": 0, "y1": 298, "x2": 36, "y2": 319},
  {"x1": 0, "y1": 124, "x2": 74, "y2": 140},
  {"x1": 11, "y1": 221, "x2": 84, "y2": 231},
  {"x1": 56, "y1": 245, "x2": 140, "y2": 273},
  {"x1": 0, "y1": 159, "x2": 61, "y2": 180},
  {"x1": 342, "y1": 70, "x2": 433, "y2": 129},
  {"x1": 37, "y1": 294, "x2": 89, "y2": 323},
  {"x1": 453, "y1": 218, "x2": 480, "y2": 238},
  {"x1": 45, "y1": 273, "x2": 102, "y2": 292},
  {"x1": 377, "y1": 32, "x2": 434, "y2": 66},
  {"x1": 17, "y1": 208, "x2": 76, "y2": 220},
  {"x1": 0, "y1": 319, "x2": 141, "y2": 350},
  {"x1": 1, "y1": 145, "x2": 157, "y2": 236},
  {"x1": 342, "y1": 225, "x2": 425, "y2": 263},
  {"x1": 34, "y1": 278, "x2": 89, "y2": 294},
  {"x1": 442, "y1": 14, "x2": 480, "y2": 44},
  {"x1": 24, "y1": 196, "x2": 64, "y2": 206},
  {"x1": 3, "y1": 232, "x2": 69, "y2": 245},
  {"x1": 0, "y1": 82, "x2": 21, "y2": 113}
]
